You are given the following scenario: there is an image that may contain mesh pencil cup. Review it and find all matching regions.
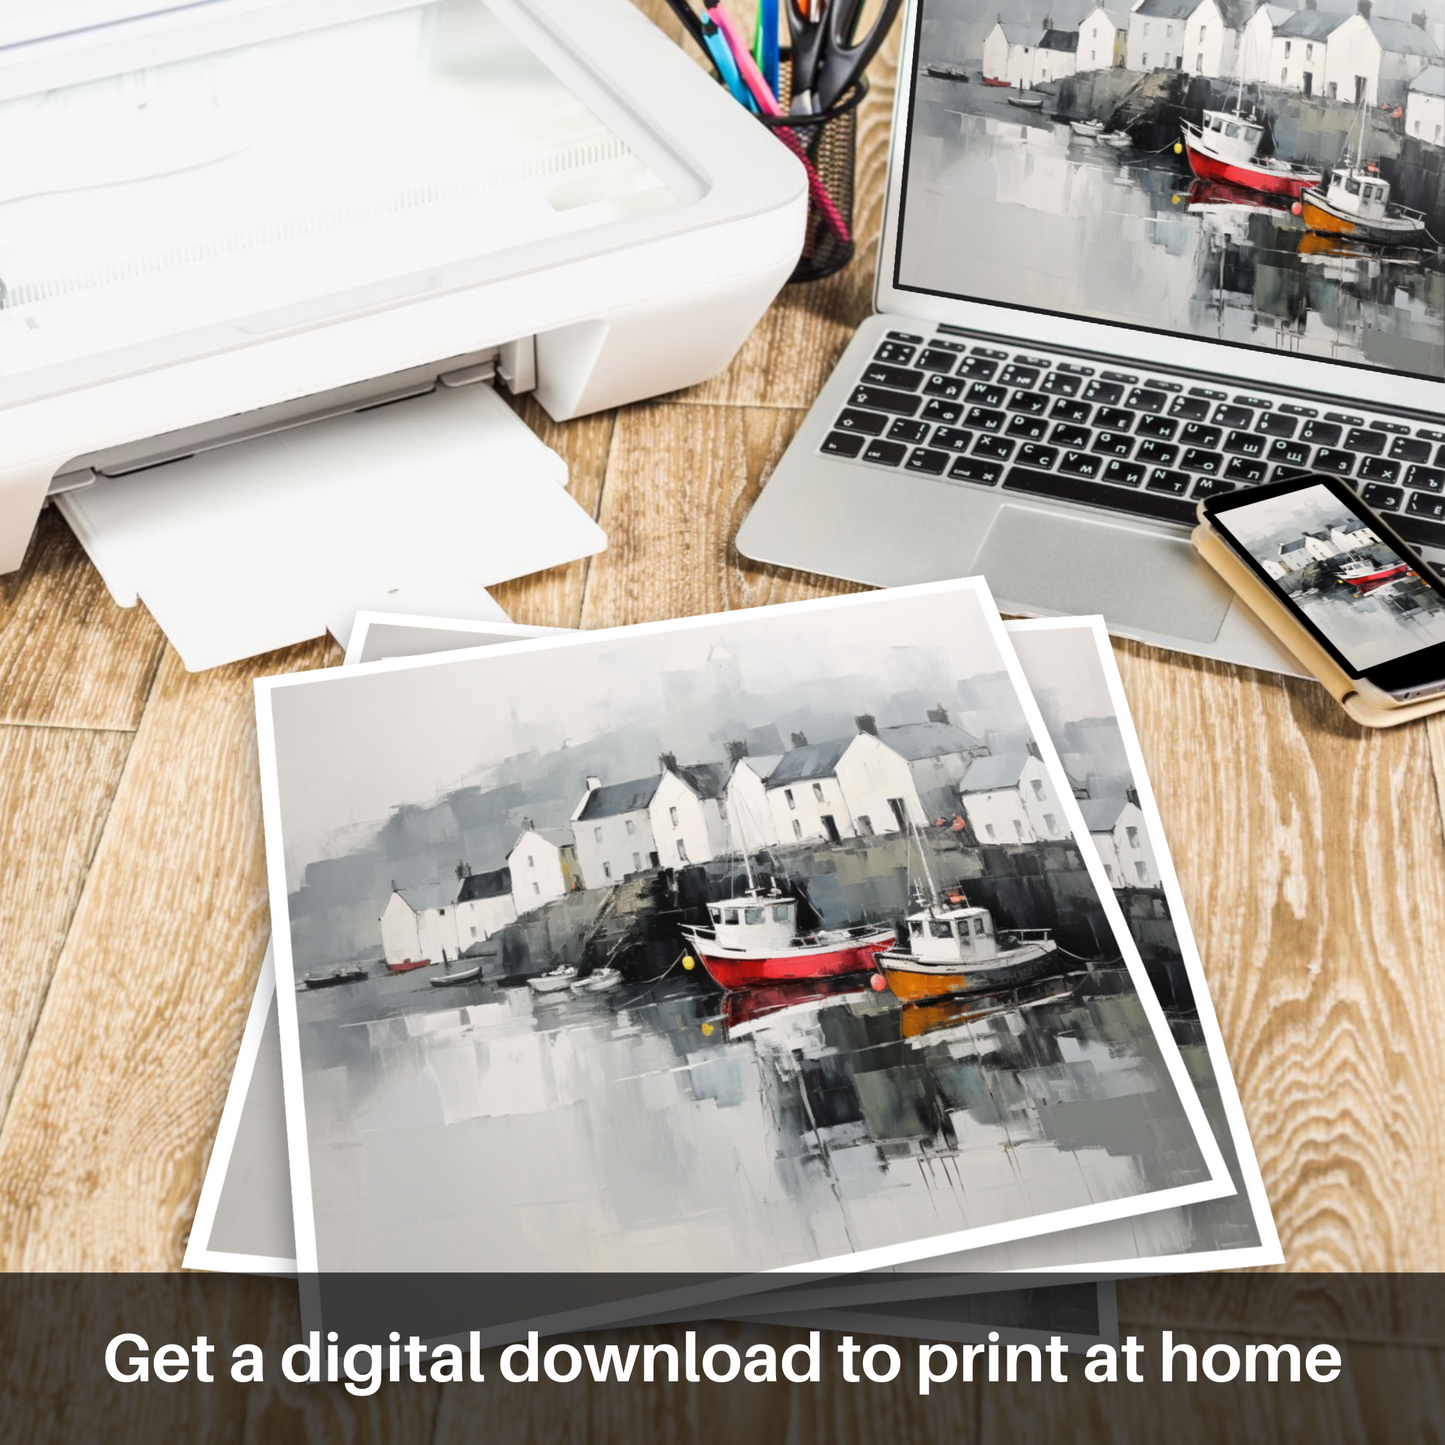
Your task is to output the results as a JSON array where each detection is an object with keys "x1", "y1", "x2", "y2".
[{"x1": 759, "y1": 70, "x2": 867, "y2": 284}]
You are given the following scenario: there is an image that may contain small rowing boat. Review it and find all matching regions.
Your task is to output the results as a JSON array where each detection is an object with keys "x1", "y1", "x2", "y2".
[
  {"x1": 429, "y1": 964, "x2": 483, "y2": 987},
  {"x1": 528, "y1": 963, "x2": 578, "y2": 994},
  {"x1": 1007, "y1": 95, "x2": 1045, "y2": 111},
  {"x1": 1070, "y1": 118, "x2": 1104, "y2": 138}
]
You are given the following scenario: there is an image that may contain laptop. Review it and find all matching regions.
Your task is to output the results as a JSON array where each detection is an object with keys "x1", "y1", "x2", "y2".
[{"x1": 737, "y1": 0, "x2": 1445, "y2": 673}]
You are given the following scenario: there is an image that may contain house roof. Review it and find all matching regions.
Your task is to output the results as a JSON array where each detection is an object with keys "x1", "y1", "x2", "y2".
[
  {"x1": 877, "y1": 720, "x2": 984, "y2": 762},
  {"x1": 765, "y1": 737, "x2": 854, "y2": 787},
  {"x1": 993, "y1": 21, "x2": 1037, "y2": 46},
  {"x1": 1304, "y1": 530, "x2": 1332, "y2": 542},
  {"x1": 959, "y1": 752, "x2": 1035, "y2": 792},
  {"x1": 1039, "y1": 28, "x2": 1079, "y2": 52},
  {"x1": 1279, "y1": 538, "x2": 1307, "y2": 552},
  {"x1": 1078, "y1": 797, "x2": 1132, "y2": 832},
  {"x1": 509, "y1": 827, "x2": 574, "y2": 858},
  {"x1": 728, "y1": 753, "x2": 783, "y2": 784},
  {"x1": 1083, "y1": 6, "x2": 1132, "y2": 28},
  {"x1": 391, "y1": 880, "x2": 458, "y2": 913},
  {"x1": 1410, "y1": 63, "x2": 1445, "y2": 95},
  {"x1": 1252, "y1": 3, "x2": 1296, "y2": 30},
  {"x1": 457, "y1": 867, "x2": 511, "y2": 903},
  {"x1": 671, "y1": 761, "x2": 729, "y2": 801},
  {"x1": 1368, "y1": 16, "x2": 1440, "y2": 59},
  {"x1": 1275, "y1": 9, "x2": 1347, "y2": 41},
  {"x1": 576, "y1": 775, "x2": 662, "y2": 820},
  {"x1": 1132, "y1": 0, "x2": 1199, "y2": 21}
]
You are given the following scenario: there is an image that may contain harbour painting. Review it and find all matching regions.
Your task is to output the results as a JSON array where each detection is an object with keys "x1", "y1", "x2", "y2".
[
  {"x1": 258, "y1": 582, "x2": 1228, "y2": 1276},
  {"x1": 900, "y1": 0, "x2": 1445, "y2": 378}
]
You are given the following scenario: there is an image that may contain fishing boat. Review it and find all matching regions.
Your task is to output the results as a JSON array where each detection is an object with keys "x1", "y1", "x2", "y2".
[
  {"x1": 569, "y1": 966, "x2": 622, "y2": 995},
  {"x1": 1181, "y1": 109, "x2": 1321, "y2": 199},
  {"x1": 1099, "y1": 130, "x2": 1132, "y2": 149},
  {"x1": 925, "y1": 63, "x2": 970, "y2": 82},
  {"x1": 384, "y1": 956, "x2": 431, "y2": 975},
  {"x1": 1069, "y1": 118, "x2": 1105, "y2": 139},
  {"x1": 1007, "y1": 94, "x2": 1045, "y2": 111},
  {"x1": 1336, "y1": 557, "x2": 1415, "y2": 591},
  {"x1": 527, "y1": 963, "x2": 578, "y2": 994},
  {"x1": 429, "y1": 963, "x2": 484, "y2": 987},
  {"x1": 302, "y1": 964, "x2": 366, "y2": 989},
  {"x1": 1300, "y1": 163, "x2": 1429, "y2": 247},
  {"x1": 981, "y1": 76, "x2": 1012, "y2": 87}
]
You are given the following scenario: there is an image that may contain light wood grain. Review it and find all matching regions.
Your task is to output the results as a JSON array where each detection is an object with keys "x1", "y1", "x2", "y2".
[
  {"x1": 1110, "y1": 637, "x2": 1445, "y2": 1271},
  {"x1": 0, "y1": 510, "x2": 165, "y2": 731},
  {"x1": 0, "y1": 641, "x2": 333, "y2": 1269},
  {"x1": 580, "y1": 403, "x2": 866, "y2": 630},
  {"x1": 0, "y1": 725, "x2": 133, "y2": 1128}
]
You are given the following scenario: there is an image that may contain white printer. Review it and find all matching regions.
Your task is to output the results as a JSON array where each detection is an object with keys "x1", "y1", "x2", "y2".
[{"x1": 0, "y1": 0, "x2": 806, "y2": 663}]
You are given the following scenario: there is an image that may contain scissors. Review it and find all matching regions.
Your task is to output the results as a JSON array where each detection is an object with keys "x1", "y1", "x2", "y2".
[{"x1": 785, "y1": 0, "x2": 903, "y2": 114}]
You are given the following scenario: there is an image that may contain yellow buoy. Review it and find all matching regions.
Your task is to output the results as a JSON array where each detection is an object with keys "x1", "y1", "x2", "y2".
[
  {"x1": 682, "y1": 955, "x2": 695, "y2": 971},
  {"x1": 701, "y1": 1022, "x2": 713, "y2": 1037},
  {"x1": 1173, "y1": 142, "x2": 1183, "y2": 154}
]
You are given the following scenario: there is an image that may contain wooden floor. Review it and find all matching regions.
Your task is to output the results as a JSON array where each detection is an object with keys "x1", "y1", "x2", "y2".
[{"x1": 3, "y1": 5, "x2": 1444, "y2": 1439}]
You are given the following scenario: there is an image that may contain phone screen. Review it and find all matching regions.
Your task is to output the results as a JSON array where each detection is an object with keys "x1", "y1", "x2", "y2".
[{"x1": 1209, "y1": 481, "x2": 1445, "y2": 678}]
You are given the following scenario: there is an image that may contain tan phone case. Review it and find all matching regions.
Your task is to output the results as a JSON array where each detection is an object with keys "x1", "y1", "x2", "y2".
[{"x1": 1192, "y1": 521, "x2": 1445, "y2": 729}]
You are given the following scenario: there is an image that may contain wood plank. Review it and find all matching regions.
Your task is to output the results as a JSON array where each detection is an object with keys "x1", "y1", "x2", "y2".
[
  {"x1": 490, "y1": 397, "x2": 614, "y2": 631},
  {"x1": 0, "y1": 509, "x2": 165, "y2": 731},
  {"x1": 579, "y1": 403, "x2": 866, "y2": 631},
  {"x1": 1109, "y1": 637, "x2": 1445, "y2": 1270},
  {"x1": 0, "y1": 725, "x2": 133, "y2": 1127},
  {"x1": 0, "y1": 640, "x2": 334, "y2": 1269}
]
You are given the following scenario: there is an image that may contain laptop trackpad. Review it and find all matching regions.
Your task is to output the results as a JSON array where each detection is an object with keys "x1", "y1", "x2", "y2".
[{"x1": 975, "y1": 505, "x2": 1233, "y2": 643}]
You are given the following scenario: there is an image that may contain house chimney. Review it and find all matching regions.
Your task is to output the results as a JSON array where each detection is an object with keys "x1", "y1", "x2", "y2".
[
  {"x1": 790, "y1": 730, "x2": 809, "y2": 749},
  {"x1": 1304, "y1": 0, "x2": 1316, "y2": 9},
  {"x1": 1356, "y1": 0, "x2": 1371, "y2": 18},
  {"x1": 854, "y1": 713, "x2": 878, "y2": 736},
  {"x1": 1025, "y1": 738, "x2": 1042, "y2": 761},
  {"x1": 658, "y1": 751, "x2": 677, "y2": 773},
  {"x1": 926, "y1": 703, "x2": 950, "y2": 725},
  {"x1": 523, "y1": 816, "x2": 534, "y2": 831},
  {"x1": 455, "y1": 859, "x2": 472, "y2": 880},
  {"x1": 1125, "y1": 785, "x2": 1140, "y2": 807},
  {"x1": 1411, "y1": 7, "x2": 1426, "y2": 27},
  {"x1": 585, "y1": 775, "x2": 602, "y2": 792},
  {"x1": 725, "y1": 740, "x2": 749, "y2": 763}
]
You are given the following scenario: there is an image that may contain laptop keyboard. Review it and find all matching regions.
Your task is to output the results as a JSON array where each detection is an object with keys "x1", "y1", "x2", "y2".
[{"x1": 821, "y1": 330, "x2": 1445, "y2": 550}]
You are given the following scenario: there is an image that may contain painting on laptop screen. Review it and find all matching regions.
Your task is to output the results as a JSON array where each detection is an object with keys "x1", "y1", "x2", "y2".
[{"x1": 897, "y1": 0, "x2": 1445, "y2": 380}]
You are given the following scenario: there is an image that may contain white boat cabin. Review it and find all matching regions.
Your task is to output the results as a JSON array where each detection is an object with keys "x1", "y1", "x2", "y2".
[
  {"x1": 1322, "y1": 165, "x2": 1394, "y2": 221},
  {"x1": 906, "y1": 905, "x2": 1004, "y2": 964},
  {"x1": 1197, "y1": 108, "x2": 1265, "y2": 161},
  {"x1": 704, "y1": 895, "x2": 798, "y2": 950}
]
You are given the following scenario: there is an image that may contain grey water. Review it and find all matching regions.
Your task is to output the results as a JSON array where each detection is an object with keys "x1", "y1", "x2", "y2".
[
  {"x1": 898, "y1": 82, "x2": 1445, "y2": 379},
  {"x1": 297, "y1": 965, "x2": 1213, "y2": 1273}
]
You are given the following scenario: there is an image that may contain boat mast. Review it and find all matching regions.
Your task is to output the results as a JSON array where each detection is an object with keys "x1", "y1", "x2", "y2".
[{"x1": 907, "y1": 815, "x2": 942, "y2": 914}]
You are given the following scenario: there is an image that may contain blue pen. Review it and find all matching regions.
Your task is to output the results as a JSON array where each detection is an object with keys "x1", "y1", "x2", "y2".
[
  {"x1": 758, "y1": 0, "x2": 780, "y2": 98},
  {"x1": 701, "y1": 15, "x2": 755, "y2": 111}
]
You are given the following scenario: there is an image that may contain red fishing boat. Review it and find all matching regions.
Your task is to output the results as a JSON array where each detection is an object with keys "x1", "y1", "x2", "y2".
[
  {"x1": 1336, "y1": 558, "x2": 1414, "y2": 591},
  {"x1": 384, "y1": 956, "x2": 432, "y2": 975},
  {"x1": 981, "y1": 76, "x2": 1013, "y2": 87},
  {"x1": 681, "y1": 891, "x2": 893, "y2": 990},
  {"x1": 1181, "y1": 109, "x2": 1321, "y2": 200}
]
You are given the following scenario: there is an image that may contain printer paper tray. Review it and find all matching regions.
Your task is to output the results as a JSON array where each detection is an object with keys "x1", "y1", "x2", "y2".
[{"x1": 57, "y1": 383, "x2": 605, "y2": 671}]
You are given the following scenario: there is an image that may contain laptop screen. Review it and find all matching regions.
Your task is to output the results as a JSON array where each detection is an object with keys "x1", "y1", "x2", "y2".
[{"x1": 892, "y1": 0, "x2": 1445, "y2": 382}]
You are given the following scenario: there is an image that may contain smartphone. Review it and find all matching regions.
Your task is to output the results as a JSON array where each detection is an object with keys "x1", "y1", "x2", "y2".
[{"x1": 1199, "y1": 473, "x2": 1445, "y2": 707}]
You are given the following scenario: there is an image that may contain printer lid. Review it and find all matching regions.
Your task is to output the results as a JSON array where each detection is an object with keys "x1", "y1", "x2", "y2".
[{"x1": 0, "y1": 0, "x2": 722, "y2": 412}]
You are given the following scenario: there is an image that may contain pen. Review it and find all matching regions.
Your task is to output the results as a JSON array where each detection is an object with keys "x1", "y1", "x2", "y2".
[
  {"x1": 755, "y1": 0, "x2": 780, "y2": 99},
  {"x1": 662, "y1": 0, "x2": 707, "y2": 52},
  {"x1": 699, "y1": 13, "x2": 756, "y2": 110}
]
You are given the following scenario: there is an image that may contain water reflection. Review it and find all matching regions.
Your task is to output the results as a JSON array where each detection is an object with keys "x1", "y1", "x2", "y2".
[{"x1": 299, "y1": 965, "x2": 1211, "y2": 1273}]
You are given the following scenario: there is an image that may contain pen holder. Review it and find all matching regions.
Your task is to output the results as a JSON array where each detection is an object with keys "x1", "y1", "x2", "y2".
[{"x1": 760, "y1": 71, "x2": 867, "y2": 284}]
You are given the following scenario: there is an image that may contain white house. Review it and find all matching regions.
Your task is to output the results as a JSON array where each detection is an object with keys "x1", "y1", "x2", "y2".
[
  {"x1": 1302, "y1": 529, "x2": 1339, "y2": 562},
  {"x1": 1076, "y1": 6, "x2": 1130, "y2": 72},
  {"x1": 1078, "y1": 797, "x2": 1160, "y2": 887},
  {"x1": 1238, "y1": 3, "x2": 1297, "y2": 85},
  {"x1": 723, "y1": 749, "x2": 784, "y2": 849},
  {"x1": 454, "y1": 866, "x2": 517, "y2": 950},
  {"x1": 649, "y1": 756, "x2": 730, "y2": 869},
  {"x1": 572, "y1": 773, "x2": 661, "y2": 888},
  {"x1": 957, "y1": 751, "x2": 1068, "y2": 845},
  {"x1": 1409, "y1": 64, "x2": 1444, "y2": 145},
  {"x1": 379, "y1": 880, "x2": 459, "y2": 968},
  {"x1": 1128, "y1": 0, "x2": 1195, "y2": 73},
  {"x1": 1269, "y1": 7, "x2": 1347, "y2": 99},
  {"x1": 1033, "y1": 28, "x2": 1080, "y2": 84},
  {"x1": 832, "y1": 732, "x2": 935, "y2": 836},
  {"x1": 983, "y1": 20, "x2": 1039, "y2": 86},
  {"x1": 1276, "y1": 536, "x2": 1312, "y2": 571},
  {"x1": 1323, "y1": 7, "x2": 1440, "y2": 108},
  {"x1": 764, "y1": 736, "x2": 861, "y2": 845},
  {"x1": 1326, "y1": 515, "x2": 1378, "y2": 551},
  {"x1": 1261, "y1": 558, "x2": 1289, "y2": 580},
  {"x1": 507, "y1": 827, "x2": 579, "y2": 914},
  {"x1": 1181, "y1": 0, "x2": 1245, "y2": 80},
  {"x1": 866, "y1": 710, "x2": 989, "y2": 819}
]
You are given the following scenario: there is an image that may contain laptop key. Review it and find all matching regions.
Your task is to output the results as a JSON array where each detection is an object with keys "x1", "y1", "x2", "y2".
[
  {"x1": 924, "y1": 374, "x2": 966, "y2": 400},
  {"x1": 887, "y1": 418, "x2": 932, "y2": 444},
  {"x1": 1168, "y1": 395, "x2": 1212, "y2": 421},
  {"x1": 930, "y1": 427, "x2": 975, "y2": 452},
  {"x1": 1050, "y1": 398, "x2": 1093, "y2": 425},
  {"x1": 1051, "y1": 424, "x2": 1091, "y2": 450},
  {"x1": 1006, "y1": 415, "x2": 1048, "y2": 441},
  {"x1": 821, "y1": 431, "x2": 865, "y2": 458},
  {"x1": 1362, "y1": 483, "x2": 1403, "y2": 511},
  {"x1": 964, "y1": 406, "x2": 1007, "y2": 432},
  {"x1": 1093, "y1": 432, "x2": 1134, "y2": 458},
  {"x1": 1407, "y1": 491, "x2": 1445, "y2": 522},
  {"x1": 1136, "y1": 440, "x2": 1179, "y2": 467},
  {"x1": 916, "y1": 348, "x2": 960, "y2": 373},
  {"x1": 1406, "y1": 465, "x2": 1445, "y2": 493},
  {"x1": 863, "y1": 363, "x2": 925, "y2": 390},
  {"x1": 1224, "y1": 457, "x2": 1268, "y2": 483},
  {"x1": 974, "y1": 435, "x2": 1015, "y2": 461},
  {"x1": 922, "y1": 398, "x2": 963, "y2": 424},
  {"x1": 1041, "y1": 372, "x2": 1081, "y2": 397},
  {"x1": 1269, "y1": 437, "x2": 1311, "y2": 467},
  {"x1": 1060, "y1": 450, "x2": 1102, "y2": 478},
  {"x1": 998, "y1": 364, "x2": 1040, "y2": 389},
  {"x1": 1083, "y1": 379, "x2": 1124, "y2": 405},
  {"x1": 1126, "y1": 387, "x2": 1168, "y2": 414},
  {"x1": 1193, "y1": 476, "x2": 1238, "y2": 499},
  {"x1": 1344, "y1": 427, "x2": 1385, "y2": 456},
  {"x1": 1095, "y1": 406, "x2": 1134, "y2": 432},
  {"x1": 1389, "y1": 436, "x2": 1432, "y2": 464},
  {"x1": 1181, "y1": 448, "x2": 1223, "y2": 475},
  {"x1": 1257, "y1": 413, "x2": 1298, "y2": 438},
  {"x1": 886, "y1": 330, "x2": 924, "y2": 343},
  {"x1": 1104, "y1": 459, "x2": 1146, "y2": 487},
  {"x1": 906, "y1": 448, "x2": 951, "y2": 476},
  {"x1": 1396, "y1": 515, "x2": 1445, "y2": 551},
  {"x1": 874, "y1": 342, "x2": 917, "y2": 365},
  {"x1": 850, "y1": 385, "x2": 921, "y2": 417},
  {"x1": 967, "y1": 382, "x2": 1008, "y2": 407},
  {"x1": 957, "y1": 356, "x2": 999, "y2": 380},
  {"x1": 1300, "y1": 420, "x2": 1342, "y2": 447},
  {"x1": 1003, "y1": 466, "x2": 1196, "y2": 524},
  {"x1": 1146, "y1": 469, "x2": 1191, "y2": 495},
  {"x1": 1215, "y1": 404, "x2": 1254, "y2": 429},
  {"x1": 1224, "y1": 430, "x2": 1266, "y2": 458},
  {"x1": 1018, "y1": 444, "x2": 1059, "y2": 470},
  {"x1": 1314, "y1": 448, "x2": 1354, "y2": 476},
  {"x1": 1008, "y1": 390, "x2": 1050, "y2": 416},
  {"x1": 835, "y1": 408, "x2": 890, "y2": 435},
  {"x1": 1358, "y1": 457, "x2": 1400, "y2": 484},
  {"x1": 860, "y1": 438, "x2": 908, "y2": 467},
  {"x1": 1180, "y1": 423, "x2": 1222, "y2": 449},
  {"x1": 948, "y1": 457, "x2": 1004, "y2": 485},
  {"x1": 1136, "y1": 414, "x2": 1178, "y2": 440}
]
